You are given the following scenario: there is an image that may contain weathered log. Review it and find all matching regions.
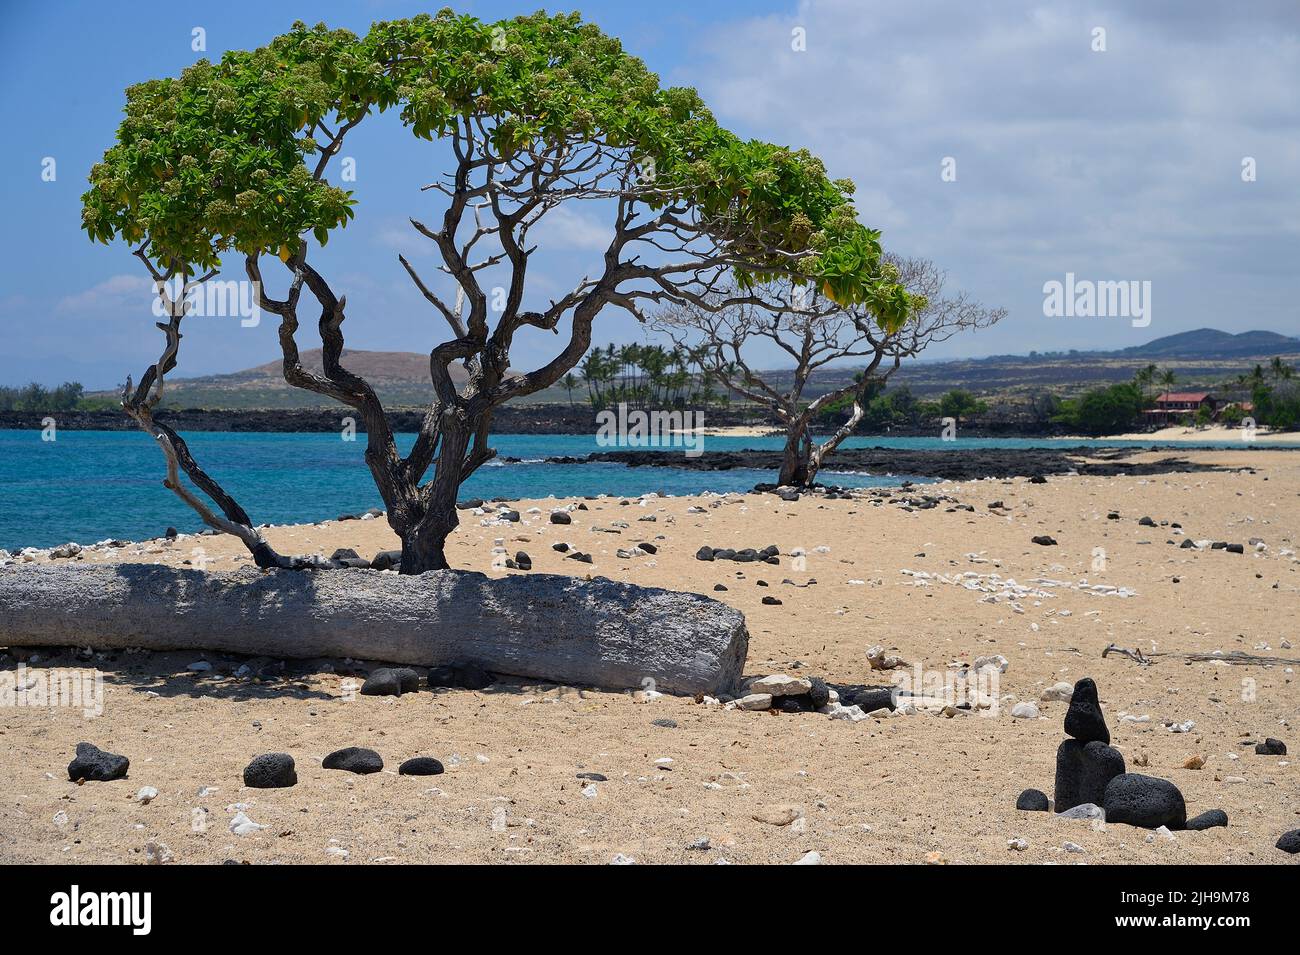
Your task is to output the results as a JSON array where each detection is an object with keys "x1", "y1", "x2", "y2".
[{"x1": 0, "y1": 564, "x2": 749, "y2": 696}]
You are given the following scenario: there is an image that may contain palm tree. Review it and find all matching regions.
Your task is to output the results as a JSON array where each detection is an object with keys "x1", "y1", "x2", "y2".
[
  {"x1": 1158, "y1": 367, "x2": 1177, "y2": 392},
  {"x1": 561, "y1": 373, "x2": 578, "y2": 407},
  {"x1": 1134, "y1": 363, "x2": 1158, "y2": 402}
]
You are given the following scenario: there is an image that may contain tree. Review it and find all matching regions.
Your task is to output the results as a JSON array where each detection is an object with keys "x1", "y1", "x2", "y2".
[
  {"x1": 654, "y1": 257, "x2": 1002, "y2": 485},
  {"x1": 936, "y1": 388, "x2": 988, "y2": 426},
  {"x1": 1052, "y1": 382, "x2": 1144, "y2": 435},
  {"x1": 1134, "y1": 363, "x2": 1157, "y2": 404},
  {"x1": 560, "y1": 373, "x2": 578, "y2": 407},
  {"x1": 83, "y1": 12, "x2": 906, "y2": 573},
  {"x1": 0, "y1": 381, "x2": 85, "y2": 412}
]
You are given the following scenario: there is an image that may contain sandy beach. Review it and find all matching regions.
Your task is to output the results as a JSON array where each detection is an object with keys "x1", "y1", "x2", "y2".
[
  {"x1": 1066, "y1": 426, "x2": 1300, "y2": 446},
  {"x1": 2, "y1": 447, "x2": 1296, "y2": 865}
]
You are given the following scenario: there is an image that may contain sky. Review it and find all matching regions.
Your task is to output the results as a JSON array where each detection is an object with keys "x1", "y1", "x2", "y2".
[{"x1": 1, "y1": 0, "x2": 1297, "y2": 390}]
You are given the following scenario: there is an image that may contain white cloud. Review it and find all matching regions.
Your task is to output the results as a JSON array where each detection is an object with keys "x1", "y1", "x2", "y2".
[
  {"x1": 534, "y1": 204, "x2": 614, "y2": 252},
  {"x1": 685, "y1": 0, "x2": 1300, "y2": 355},
  {"x1": 55, "y1": 274, "x2": 152, "y2": 315}
]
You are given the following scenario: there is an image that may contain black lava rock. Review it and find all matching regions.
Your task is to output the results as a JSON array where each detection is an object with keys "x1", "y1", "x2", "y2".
[
  {"x1": 243, "y1": 753, "x2": 297, "y2": 788},
  {"x1": 1179, "y1": 539, "x2": 1195, "y2": 549},
  {"x1": 638, "y1": 543, "x2": 657, "y2": 555},
  {"x1": 1016, "y1": 788, "x2": 1050, "y2": 812},
  {"x1": 514, "y1": 551, "x2": 532, "y2": 571},
  {"x1": 550, "y1": 510, "x2": 572, "y2": 524},
  {"x1": 775, "y1": 695, "x2": 813, "y2": 713},
  {"x1": 1064, "y1": 677, "x2": 1110, "y2": 744},
  {"x1": 1277, "y1": 829, "x2": 1300, "y2": 853},
  {"x1": 1054, "y1": 739, "x2": 1125, "y2": 811},
  {"x1": 576, "y1": 772, "x2": 608, "y2": 782},
  {"x1": 501, "y1": 510, "x2": 520, "y2": 522},
  {"x1": 1102, "y1": 773, "x2": 1187, "y2": 830},
  {"x1": 847, "y1": 686, "x2": 896, "y2": 712},
  {"x1": 761, "y1": 595, "x2": 782, "y2": 605},
  {"x1": 322, "y1": 747, "x2": 384, "y2": 774},
  {"x1": 566, "y1": 551, "x2": 593, "y2": 564},
  {"x1": 713, "y1": 584, "x2": 728, "y2": 591},
  {"x1": 398, "y1": 757, "x2": 444, "y2": 776},
  {"x1": 807, "y1": 677, "x2": 830, "y2": 709},
  {"x1": 1138, "y1": 516, "x2": 1156, "y2": 527},
  {"x1": 1225, "y1": 543, "x2": 1244, "y2": 554},
  {"x1": 371, "y1": 550, "x2": 402, "y2": 571},
  {"x1": 331, "y1": 547, "x2": 361, "y2": 561},
  {"x1": 1029, "y1": 475, "x2": 1047, "y2": 484},
  {"x1": 1186, "y1": 809, "x2": 1228, "y2": 831},
  {"x1": 67, "y1": 742, "x2": 129, "y2": 782},
  {"x1": 361, "y1": 667, "x2": 420, "y2": 696},
  {"x1": 427, "y1": 664, "x2": 493, "y2": 691},
  {"x1": 552, "y1": 542, "x2": 569, "y2": 552},
  {"x1": 1031, "y1": 535, "x2": 1058, "y2": 546},
  {"x1": 1255, "y1": 737, "x2": 1287, "y2": 756},
  {"x1": 651, "y1": 718, "x2": 678, "y2": 728}
]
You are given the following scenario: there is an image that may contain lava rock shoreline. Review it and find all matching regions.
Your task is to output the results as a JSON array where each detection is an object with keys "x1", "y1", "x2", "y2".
[{"x1": 527, "y1": 447, "x2": 1245, "y2": 482}]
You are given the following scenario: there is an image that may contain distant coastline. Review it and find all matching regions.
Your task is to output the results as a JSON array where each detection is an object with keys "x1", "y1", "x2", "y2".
[{"x1": 2, "y1": 407, "x2": 1297, "y2": 443}]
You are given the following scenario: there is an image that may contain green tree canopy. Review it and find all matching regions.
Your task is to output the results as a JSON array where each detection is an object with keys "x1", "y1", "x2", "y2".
[{"x1": 82, "y1": 10, "x2": 907, "y2": 321}]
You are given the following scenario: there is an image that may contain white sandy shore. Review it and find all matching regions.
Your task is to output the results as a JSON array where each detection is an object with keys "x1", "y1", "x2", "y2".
[
  {"x1": 1066, "y1": 425, "x2": 1300, "y2": 445},
  {"x1": 1, "y1": 447, "x2": 1297, "y2": 865}
]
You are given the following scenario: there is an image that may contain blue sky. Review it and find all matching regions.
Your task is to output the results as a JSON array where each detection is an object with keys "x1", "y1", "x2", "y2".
[{"x1": 1, "y1": 0, "x2": 1297, "y2": 389}]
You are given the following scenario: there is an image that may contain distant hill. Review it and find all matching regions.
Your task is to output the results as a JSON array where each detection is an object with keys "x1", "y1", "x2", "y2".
[
  {"x1": 95, "y1": 328, "x2": 1298, "y2": 409},
  {"x1": 1115, "y1": 328, "x2": 1300, "y2": 359},
  {"x1": 146, "y1": 349, "x2": 483, "y2": 410}
]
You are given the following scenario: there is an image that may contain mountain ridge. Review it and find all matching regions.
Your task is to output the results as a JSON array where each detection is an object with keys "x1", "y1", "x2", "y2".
[{"x1": 100, "y1": 328, "x2": 1299, "y2": 409}]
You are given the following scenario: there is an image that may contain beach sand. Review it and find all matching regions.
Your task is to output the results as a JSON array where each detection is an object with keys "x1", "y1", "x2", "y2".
[
  {"x1": 1065, "y1": 425, "x2": 1299, "y2": 445},
  {"x1": 2, "y1": 447, "x2": 1297, "y2": 864}
]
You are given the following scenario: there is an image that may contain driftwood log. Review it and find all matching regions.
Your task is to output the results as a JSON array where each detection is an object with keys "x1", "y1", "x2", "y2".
[{"x1": 0, "y1": 564, "x2": 749, "y2": 696}]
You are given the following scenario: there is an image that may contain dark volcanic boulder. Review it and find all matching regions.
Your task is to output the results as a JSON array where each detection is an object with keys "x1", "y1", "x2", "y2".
[
  {"x1": 1103, "y1": 773, "x2": 1186, "y2": 830},
  {"x1": 807, "y1": 677, "x2": 830, "y2": 709},
  {"x1": 67, "y1": 742, "x2": 129, "y2": 782},
  {"x1": 1185, "y1": 809, "x2": 1228, "y2": 831},
  {"x1": 1054, "y1": 739, "x2": 1125, "y2": 811},
  {"x1": 370, "y1": 550, "x2": 402, "y2": 571},
  {"x1": 1255, "y1": 737, "x2": 1287, "y2": 756},
  {"x1": 1031, "y1": 535, "x2": 1057, "y2": 546},
  {"x1": 1016, "y1": 788, "x2": 1050, "y2": 812},
  {"x1": 550, "y1": 510, "x2": 572, "y2": 525},
  {"x1": 361, "y1": 667, "x2": 421, "y2": 696},
  {"x1": 695, "y1": 546, "x2": 715, "y2": 561},
  {"x1": 322, "y1": 747, "x2": 384, "y2": 775},
  {"x1": 1064, "y1": 677, "x2": 1110, "y2": 744},
  {"x1": 1277, "y1": 830, "x2": 1300, "y2": 854},
  {"x1": 845, "y1": 686, "x2": 897, "y2": 712},
  {"x1": 398, "y1": 757, "x2": 445, "y2": 776},
  {"x1": 427, "y1": 664, "x2": 493, "y2": 691},
  {"x1": 243, "y1": 752, "x2": 297, "y2": 788}
]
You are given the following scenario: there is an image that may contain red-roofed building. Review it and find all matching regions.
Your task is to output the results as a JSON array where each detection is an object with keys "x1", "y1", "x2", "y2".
[{"x1": 1143, "y1": 391, "x2": 1219, "y2": 423}]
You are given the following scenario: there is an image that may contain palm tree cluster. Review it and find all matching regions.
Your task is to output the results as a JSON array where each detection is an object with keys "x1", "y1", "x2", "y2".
[{"x1": 575, "y1": 343, "x2": 729, "y2": 412}]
